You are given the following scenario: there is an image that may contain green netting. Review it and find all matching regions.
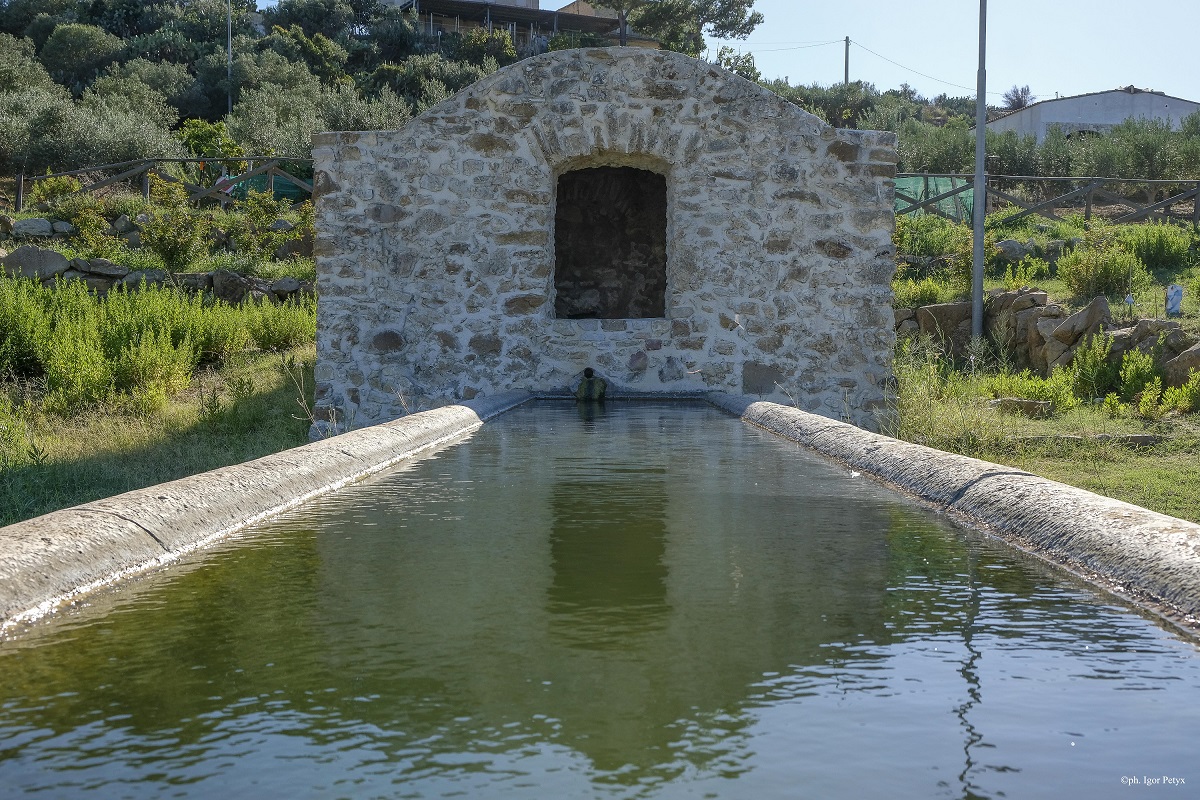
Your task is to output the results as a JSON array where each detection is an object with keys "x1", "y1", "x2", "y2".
[{"x1": 895, "y1": 176, "x2": 974, "y2": 222}]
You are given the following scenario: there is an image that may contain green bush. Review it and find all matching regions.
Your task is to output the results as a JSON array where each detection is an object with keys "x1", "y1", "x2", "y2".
[
  {"x1": 1069, "y1": 333, "x2": 1120, "y2": 400},
  {"x1": 28, "y1": 170, "x2": 82, "y2": 205},
  {"x1": 1120, "y1": 222, "x2": 1193, "y2": 273},
  {"x1": 140, "y1": 177, "x2": 212, "y2": 271},
  {"x1": 1056, "y1": 241, "x2": 1152, "y2": 298},
  {"x1": 247, "y1": 296, "x2": 318, "y2": 351},
  {"x1": 1136, "y1": 377, "x2": 1165, "y2": 420},
  {"x1": 1119, "y1": 347, "x2": 1161, "y2": 402},
  {"x1": 1003, "y1": 256, "x2": 1050, "y2": 289},
  {"x1": 986, "y1": 367, "x2": 1080, "y2": 414},
  {"x1": 1161, "y1": 371, "x2": 1200, "y2": 414},
  {"x1": 892, "y1": 277, "x2": 944, "y2": 307}
]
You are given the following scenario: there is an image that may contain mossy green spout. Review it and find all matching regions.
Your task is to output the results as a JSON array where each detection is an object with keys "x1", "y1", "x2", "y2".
[{"x1": 2, "y1": 403, "x2": 1198, "y2": 798}]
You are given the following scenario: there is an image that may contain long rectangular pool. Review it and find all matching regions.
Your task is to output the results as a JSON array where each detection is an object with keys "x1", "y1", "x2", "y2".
[{"x1": 1, "y1": 402, "x2": 1197, "y2": 798}]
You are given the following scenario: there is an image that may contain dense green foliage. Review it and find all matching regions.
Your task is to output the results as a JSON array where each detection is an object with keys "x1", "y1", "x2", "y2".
[
  {"x1": 0, "y1": 274, "x2": 315, "y2": 415},
  {"x1": 0, "y1": 0, "x2": 766, "y2": 175}
]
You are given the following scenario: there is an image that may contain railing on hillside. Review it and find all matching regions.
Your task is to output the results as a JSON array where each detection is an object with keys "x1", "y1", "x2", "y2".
[
  {"x1": 14, "y1": 158, "x2": 314, "y2": 212},
  {"x1": 896, "y1": 173, "x2": 1200, "y2": 229}
]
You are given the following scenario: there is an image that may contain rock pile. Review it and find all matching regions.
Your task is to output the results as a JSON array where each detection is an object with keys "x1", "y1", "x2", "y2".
[
  {"x1": 897, "y1": 287, "x2": 1199, "y2": 387},
  {"x1": 0, "y1": 245, "x2": 312, "y2": 304}
]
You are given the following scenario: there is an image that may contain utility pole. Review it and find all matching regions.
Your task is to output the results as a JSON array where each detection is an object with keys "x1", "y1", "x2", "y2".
[
  {"x1": 226, "y1": 0, "x2": 233, "y2": 115},
  {"x1": 971, "y1": 0, "x2": 987, "y2": 339},
  {"x1": 844, "y1": 36, "x2": 849, "y2": 84}
]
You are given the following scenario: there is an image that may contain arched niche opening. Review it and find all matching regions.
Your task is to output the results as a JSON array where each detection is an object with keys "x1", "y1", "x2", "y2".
[{"x1": 553, "y1": 166, "x2": 668, "y2": 319}]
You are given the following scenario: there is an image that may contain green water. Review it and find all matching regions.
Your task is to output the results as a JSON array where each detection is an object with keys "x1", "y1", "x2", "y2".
[{"x1": 2, "y1": 402, "x2": 1198, "y2": 799}]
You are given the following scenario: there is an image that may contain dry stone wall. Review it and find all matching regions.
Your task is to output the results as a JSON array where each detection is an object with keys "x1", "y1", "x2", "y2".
[{"x1": 313, "y1": 47, "x2": 897, "y2": 430}]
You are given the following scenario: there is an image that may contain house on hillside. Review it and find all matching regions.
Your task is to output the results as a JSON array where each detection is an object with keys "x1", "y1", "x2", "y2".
[
  {"x1": 381, "y1": 0, "x2": 658, "y2": 56},
  {"x1": 985, "y1": 86, "x2": 1200, "y2": 143}
]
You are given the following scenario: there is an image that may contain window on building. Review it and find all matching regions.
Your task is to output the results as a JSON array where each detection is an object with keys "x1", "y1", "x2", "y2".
[{"x1": 553, "y1": 166, "x2": 667, "y2": 319}]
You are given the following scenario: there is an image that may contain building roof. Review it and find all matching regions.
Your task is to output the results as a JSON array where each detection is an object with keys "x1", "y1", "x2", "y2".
[
  {"x1": 398, "y1": 0, "x2": 625, "y2": 35},
  {"x1": 989, "y1": 85, "x2": 1200, "y2": 125}
]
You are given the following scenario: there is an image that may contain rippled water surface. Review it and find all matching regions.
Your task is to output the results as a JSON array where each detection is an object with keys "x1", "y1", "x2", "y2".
[{"x1": 2, "y1": 402, "x2": 1199, "y2": 799}]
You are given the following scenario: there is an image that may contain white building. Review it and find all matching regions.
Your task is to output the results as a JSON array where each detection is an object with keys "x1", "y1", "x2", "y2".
[{"x1": 986, "y1": 86, "x2": 1200, "y2": 143}]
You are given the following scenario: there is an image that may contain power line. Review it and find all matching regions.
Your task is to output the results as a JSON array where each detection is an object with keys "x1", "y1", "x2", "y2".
[
  {"x1": 850, "y1": 38, "x2": 1007, "y2": 97},
  {"x1": 747, "y1": 39, "x2": 843, "y2": 54}
]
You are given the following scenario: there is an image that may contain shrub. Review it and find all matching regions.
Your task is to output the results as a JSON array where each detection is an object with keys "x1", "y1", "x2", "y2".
[
  {"x1": 140, "y1": 176, "x2": 212, "y2": 271},
  {"x1": 986, "y1": 367, "x2": 1080, "y2": 414},
  {"x1": 228, "y1": 188, "x2": 293, "y2": 260},
  {"x1": 1003, "y1": 256, "x2": 1050, "y2": 289},
  {"x1": 1136, "y1": 377, "x2": 1165, "y2": 420},
  {"x1": 1161, "y1": 371, "x2": 1200, "y2": 414},
  {"x1": 1120, "y1": 222, "x2": 1193, "y2": 273},
  {"x1": 892, "y1": 277, "x2": 943, "y2": 307},
  {"x1": 1101, "y1": 392, "x2": 1128, "y2": 419},
  {"x1": 1119, "y1": 347, "x2": 1161, "y2": 402},
  {"x1": 1056, "y1": 242, "x2": 1152, "y2": 299},
  {"x1": 28, "y1": 170, "x2": 82, "y2": 205},
  {"x1": 247, "y1": 296, "x2": 318, "y2": 351},
  {"x1": 1069, "y1": 333, "x2": 1120, "y2": 400}
]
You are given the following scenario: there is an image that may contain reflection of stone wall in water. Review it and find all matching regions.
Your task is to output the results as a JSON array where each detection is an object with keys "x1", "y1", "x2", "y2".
[
  {"x1": 554, "y1": 167, "x2": 668, "y2": 320},
  {"x1": 312, "y1": 48, "x2": 897, "y2": 429}
]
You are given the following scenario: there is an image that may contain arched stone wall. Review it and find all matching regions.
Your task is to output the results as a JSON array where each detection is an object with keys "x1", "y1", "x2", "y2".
[{"x1": 312, "y1": 48, "x2": 897, "y2": 430}]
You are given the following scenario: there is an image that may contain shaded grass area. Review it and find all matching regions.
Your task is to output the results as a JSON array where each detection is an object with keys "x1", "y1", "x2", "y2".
[{"x1": 0, "y1": 346, "x2": 315, "y2": 527}]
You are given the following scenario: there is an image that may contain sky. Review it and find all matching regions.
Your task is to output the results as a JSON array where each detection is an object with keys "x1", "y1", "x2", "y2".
[
  {"x1": 254, "y1": 1, "x2": 1198, "y2": 104},
  {"x1": 706, "y1": 0, "x2": 1198, "y2": 103}
]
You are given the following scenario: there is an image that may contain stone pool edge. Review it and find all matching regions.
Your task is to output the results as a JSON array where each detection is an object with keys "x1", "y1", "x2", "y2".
[
  {"x1": 0, "y1": 390, "x2": 535, "y2": 631},
  {"x1": 708, "y1": 392, "x2": 1200, "y2": 629}
]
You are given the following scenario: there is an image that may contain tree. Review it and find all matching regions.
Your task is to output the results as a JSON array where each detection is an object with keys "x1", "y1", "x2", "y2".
[
  {"x1": 714, "y1": 46, "x2": 758, "y2": 82},
  {"x1": 38, "y1": 23, "x2": 124, "y2": 92},
  {"x1": 1002, "y1": 84, "x2": 1035, "y2": 111},
  {"x1": 599, "y1": 0, "x2": 763, "y2": 56}
]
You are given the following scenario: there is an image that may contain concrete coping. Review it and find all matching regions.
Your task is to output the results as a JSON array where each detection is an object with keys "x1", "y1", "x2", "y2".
[
  {"x1": 707, "y1": 392, "x2": 1200, "y2": 631},
  {"x1": 0, "y1": 390, "x2": 534, "y2": 631}
]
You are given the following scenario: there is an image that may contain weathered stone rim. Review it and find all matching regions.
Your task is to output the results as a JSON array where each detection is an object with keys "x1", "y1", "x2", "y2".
[{"x1": 708, "y1": 393, "x2": 1200, "y2": 637}]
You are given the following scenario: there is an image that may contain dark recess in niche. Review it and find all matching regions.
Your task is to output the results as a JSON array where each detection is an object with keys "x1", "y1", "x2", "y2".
[{"x1": 554, "y1": 166, "x2": 667, "y2": 319}]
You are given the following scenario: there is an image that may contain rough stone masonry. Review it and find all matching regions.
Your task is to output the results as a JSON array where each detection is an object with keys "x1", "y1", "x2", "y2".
[{"x1": 312, "y1": 47, "x2": 898, "y2": 430}]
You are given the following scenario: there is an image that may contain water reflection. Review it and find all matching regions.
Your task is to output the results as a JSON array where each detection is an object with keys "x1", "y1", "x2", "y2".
[{"x1": 1, "y1": 403, "x2": 1198, "y2": 800}]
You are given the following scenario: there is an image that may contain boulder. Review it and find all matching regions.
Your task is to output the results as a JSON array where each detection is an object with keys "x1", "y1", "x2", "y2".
[
  {"x1": 51, "y1": 220, "x2": 76, "y2": 235},
  {"x1": 1, "y1": 245, "x2": 69, "y2": 279},
  {"x1": 916, "y1": 302, "x2": 973, "y2": 357},
  {"x1": 1043, "y1": 240, "x2": 1067, "y2": 262},
  {"x1": 1051, "y1": 296, "x2": 1110, "y2": 345},
  {"x1": 269, "y1": 219, "x2": 295, "y2": 232},
  {"x1": 82, "y1": 258, "x2": 129, "y2": 278},
  {"x1": 124, "y1": 231, "x2": 142, "y2": 248},
  {"x1": 994, "y1": 239, "x2": 1031, "y2": 262},
  {"x1": 0, "y1": 214, "x2": 13, "y2": 234},
  {"x1": 894, "y1": 307, "x2": 915, "y2": 326},
  {"x1": 120, "y1": 269, "x2": 169, "y2": 289},
  {"x1": 12, "y1": 218, "x2": 53, "y2": 238},
  {"x1": 1164, "y1": 343, "x2": 1200, "y2": 387},
  {"x1": 176, "y1": 272, "x2": 213, "y2": 293},
  {"x1": 110, "y1": 214, "x2": 135, "y2": 233},
  {"x1": 270, "y1": 276, "x2": 301, "y2": 299},
  {"x1": 212, "y1": 269, "x2": 251, "y2": 304}
]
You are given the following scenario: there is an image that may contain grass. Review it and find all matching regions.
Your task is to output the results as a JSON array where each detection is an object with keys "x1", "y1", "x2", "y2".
[
  {"x1": 0, "y1": 345, "x2": 316, "y2": 527},
  {"x1": 888, "y1": 335, "x2": 1200, "y2": 523}
]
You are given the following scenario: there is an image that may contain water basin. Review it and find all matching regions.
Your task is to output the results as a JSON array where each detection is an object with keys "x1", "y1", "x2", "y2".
[{"x1": 1, "y1": 402, "x2": 1198, "y2": 798}]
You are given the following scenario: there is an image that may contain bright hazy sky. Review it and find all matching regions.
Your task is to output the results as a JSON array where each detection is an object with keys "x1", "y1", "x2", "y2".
[
  {"x1": 256, "y1": 1, "x2": 1198, "y2": 103},
  {"x1": 706, "y1": 0, "x2": 1196, "y2": 103}
]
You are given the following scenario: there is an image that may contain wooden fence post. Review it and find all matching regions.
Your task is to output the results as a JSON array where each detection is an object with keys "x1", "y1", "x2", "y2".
[
  {"x1": 1193, "y1": 183, "x2": 1200, "y2": 231},
  {"x1": 1085, "y1": 185, "x2": 1093, "y2": 222},
  {"x1": 141, "y1": 166, "x2": 151, "y2": 202},
  {"x1": 15, "y1": 172, "x2": 23, "y2": 213}
]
